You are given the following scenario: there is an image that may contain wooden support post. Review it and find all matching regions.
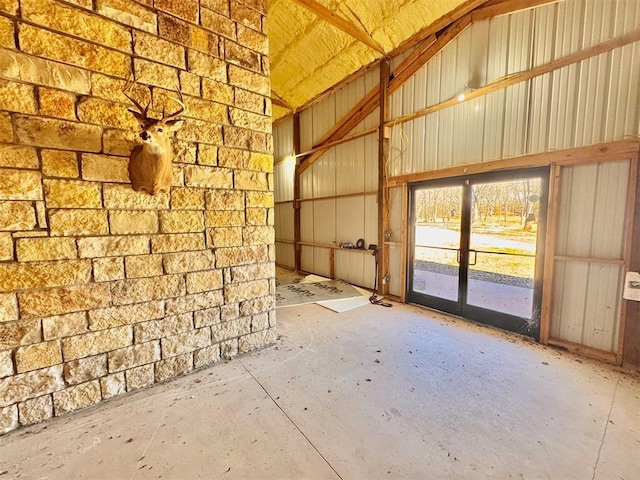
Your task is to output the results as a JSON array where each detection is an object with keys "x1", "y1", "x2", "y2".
[
  {"x1": 378, "y1": 59, "x2": 390, "y2": 295},
  {"x1": 400, "y1": 183, "x2": 408, "y2": 302},
  {"x1": 293, "y1": 113, "x2": 302, "y2": 273},
  {"x1": 620, "y1": 154, "x2": 639, "y2": 367},
  {"x1": 540, "y1": 163, "x2": 561, "y2": 344}
]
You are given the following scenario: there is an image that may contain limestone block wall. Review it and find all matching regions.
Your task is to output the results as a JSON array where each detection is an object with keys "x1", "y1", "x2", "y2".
[{"x1": 0, "y1": 0, "x2": 275, "y2": 434}]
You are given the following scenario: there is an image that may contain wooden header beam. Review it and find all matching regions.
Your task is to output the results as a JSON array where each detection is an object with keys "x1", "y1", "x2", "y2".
[
  {"x1": 386, "y1": 140, "x2": 640, "y2": 186},
  {"x1": 295, "y1": 0, "x2": 385, "y2": 54}
]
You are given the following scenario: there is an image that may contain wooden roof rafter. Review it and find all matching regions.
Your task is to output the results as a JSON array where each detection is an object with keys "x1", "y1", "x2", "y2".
[
  {"x1": 297, "y1": 0, "x2": 565, "y2": 174},
  {"x1": 271, "y1": 92, "x2": 293, "y2": 110},
  {"x1": 294, "y1": 0, "x2": 386, "y2": 55}
]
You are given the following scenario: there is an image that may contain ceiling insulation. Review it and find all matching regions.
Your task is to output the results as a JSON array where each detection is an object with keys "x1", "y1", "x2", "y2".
[{"x1": 267, "y1": 0, "x2": 471, "y2": 120}]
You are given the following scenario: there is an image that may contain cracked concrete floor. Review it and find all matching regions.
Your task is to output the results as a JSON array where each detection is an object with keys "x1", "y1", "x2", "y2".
[{"x1": 1, "y1": 302, "x2": 639, "y2": 479}]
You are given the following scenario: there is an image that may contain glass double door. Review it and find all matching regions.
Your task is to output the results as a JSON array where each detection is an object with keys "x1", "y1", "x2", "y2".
[{"x1": 408, "y1": 168, "x2": 548, "y2": 338}]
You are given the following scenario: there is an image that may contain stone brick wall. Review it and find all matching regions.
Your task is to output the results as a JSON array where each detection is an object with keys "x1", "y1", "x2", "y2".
[{"x1": 0, "y1": 0, "x2": 275, "y2": 434}]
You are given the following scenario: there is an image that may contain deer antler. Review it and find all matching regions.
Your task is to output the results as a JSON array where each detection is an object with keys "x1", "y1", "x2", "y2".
[
  {"x1": 123, "y1": 78, "x2": 151, "y2": 118},
  {"x1": 161, "y1": 87, "x2": 186, "y2": 121}
]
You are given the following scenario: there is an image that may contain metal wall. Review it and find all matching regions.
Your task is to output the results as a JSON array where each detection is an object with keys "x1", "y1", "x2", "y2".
[
  {"x1": 550, "y1": 159, "x2": 631, "y2": 353},
  {"x1": 389, "y1": 0, "x2": 640, "y2": 176},
  {"x1": 273, "y1": 117, "x2": 295, "y2": 269},
  {"x1": 272, "y1": 0, "x2": 639, "y2": 338},
  {"x1": 294, "y1": 68, "x2": 380, "y2": 287}
]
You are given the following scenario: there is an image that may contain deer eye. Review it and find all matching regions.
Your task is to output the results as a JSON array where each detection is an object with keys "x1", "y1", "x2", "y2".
[{"x1": 157, "y1": 127, "x2": 163, "y2": 133}]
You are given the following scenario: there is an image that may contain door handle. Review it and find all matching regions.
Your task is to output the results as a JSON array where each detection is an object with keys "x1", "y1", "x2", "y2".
[
  {"x1": 469, "y1": 249, "x2": 477, "y2": 266},
  {"x1": 456, "y1": 249, "x2": 460, "y2": 264}
]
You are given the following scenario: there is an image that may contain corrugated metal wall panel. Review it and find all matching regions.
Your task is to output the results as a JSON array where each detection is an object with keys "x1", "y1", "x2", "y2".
[
  {"x1": 502, "y1": 83, "x2": 529, "y2": 158},
  {"x1": 336, "y1": 196, "x2": 365, "y2": 245},
  {"x1": 528, "y1": 73, "x2": 552, "y2": 154},
  {"x1": 364, "y1": 194, "x2": 378, "y2": 245},
  {"x1": 437, "y1": 108, "x2": 455, "y2": 169},
  {"x1": 271, "y1": 0, "x2": 639, "y2": 340},
  {"x1": 452, "y1": 97, "x2": 485, "y2": 165},
  {"x1": 334, "y1": 250, "x2": 364, "y2": 286},
  {"x1": 364, "y1": 136, "x2": 379, "y2": 191},
  {"x1": 613, "y1": 0, "x2": 640, "y2": 35},
  {"x1": 275, "y1": 242, "x2": 295, "y2": 269},
  {"x1": 589, "y1": 160, "x2": 630, "y2": 258},
  {"x1": 582, "y1": 0, "x2": 614, "y2": 48},
  {"x1": 388, "y1": 245, "x2": 402, "y2": 297},
  {"x1": 313, "y1": 248, "x2": 332, "y2": 278},
  {"x1": 334, "y1": 250, "x2": 376, "y2": 289},
  {"x1": 551, "y1": 261, "x2": 623, "y2": 352},
  {"x1": 486, "y1": 15, "x2": 509, "y2": 83},
  {"x1": 551, "y1": 158, "x2": 631, "y2": 353},
  {"x1": 300, "y1": 201, "x2": 314, "y2": 243},
  {"x1": 554, "y1": 0, "x2": 584, "y2": 59},
  {"x1": 274, "y1": 160, "x2": 295, "y2": 202},
  {"x1": 300, "y1": 108, "x2": 313, "y2": 152},
  {"x1": 301, "y1": 245, "x2": 313, "y2": 273},
  {"x1": 300, "y1": 167, "x2": 314, "y2": 199},
  {"x1": 556, "y1": 160, "x2": 629, "y2": 258},
  {"x1": 388, "y1": 186, "x2": 402, "y2": 243},
  {"x1": 439, "y1": 36, "x2": 459, "y2": 103},
  {"x1": 547, "y1": 63, "x2": 580, "y2": 150},
  {"x1": 273, "y1": 117, "x2": 293, "y2": 162},
  {"x1": 312, "y1": 156, "x2": 336, "y2": 198},
  {"x1": 313, "y1": 199, "x2": 336, "y2": 245},
  {"x1": 274, "y1": 203, "x2": 294, "y2": 241},
  {"x1": 556, "y1": 163, "x2": 600, "y2": 257},
  {"x1": 582, "y1": 263, "x2": 623, "y2": 352},
  {"x1": 482, "y1": 89, "x2": 505, "y2": 161},
  {"x1": 605, "y1": 42, "x2": 640, "y2": 141},
  {"x1": 532, "y1": 4, "x2": 556, "y2": 68},
  {"x1": 335, "y1": 141, "x2": 365, "y2": 195},
  {"x1": 574, "y1": 54, "x2": 609, "y2": 146}
]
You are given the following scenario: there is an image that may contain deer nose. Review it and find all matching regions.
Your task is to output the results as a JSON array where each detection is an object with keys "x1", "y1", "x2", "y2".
[{"x1": 140, "y1": 131, "x2": 149, "y2": 141}]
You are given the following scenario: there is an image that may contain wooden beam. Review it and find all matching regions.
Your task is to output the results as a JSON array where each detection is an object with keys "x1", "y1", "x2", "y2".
[
  {"x1": 400, "y1": 183, "x2": 408, "y2": 302},
  {"x1": 388, "y1": 27, "x2": 640, "y2": 128},
  {"x1": 297, "y1": 190, "x2": 377, "y2": 203},
  {"x1": 472, "y1": 0, "x2": 563, "y2": 22},
  {"x1": 295, "y1": 126, "x2": 378, "y2": 160},
  {"x1": 378, "y1": 58, "x2": 390, "y2": 295},
  {"x1": 622, "y1": 152, "x2": 640, "y2": 369},
  {"x1": 390, "y1": 17, "x2": 471, "y2": 93},
  {"x1": 299, "y1": 17, "x2": 470, "y2": 174},
  {"x1": 293, "y1": 113, "x2": 302, "y2": 273},
  {"x1": 540, "y1": 164, "x2": 560, "y2": 344},
  {"x1": 294, "y1": 0, "x2": 385, "y2": 54},
  {"x1": 391, "y1": 0, "x2": 489, "y2": 58},
  {"x1": 548, "y1": 338, "x2": 618, "y2": 364},
  {"x1": 271, "y1": 93, "x2": 292, "y2": 110},
  {"x1": 619, "y1": 155, "x2": 639, "y2": 365},
  {"x1": 387, "y1": 140, "x2": 640, "y2": 186},
  {"x1": 296, "y1": 0, "x2": 572, "y2": 176}
]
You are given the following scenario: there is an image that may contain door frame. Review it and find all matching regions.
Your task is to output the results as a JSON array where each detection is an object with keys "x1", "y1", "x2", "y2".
[{"x1": 407, "y1": 167, "x2": 550, "y2": 339}]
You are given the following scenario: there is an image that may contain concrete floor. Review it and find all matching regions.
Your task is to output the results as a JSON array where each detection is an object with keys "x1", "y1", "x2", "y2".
[{"x1": 1, "y1": 302, "x2": 639, "y2": 479}]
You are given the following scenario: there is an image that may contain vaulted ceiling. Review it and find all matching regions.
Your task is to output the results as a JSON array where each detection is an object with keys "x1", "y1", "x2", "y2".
[{"x1": 266, "y1": 0, "x2": 476, "y2": 120}]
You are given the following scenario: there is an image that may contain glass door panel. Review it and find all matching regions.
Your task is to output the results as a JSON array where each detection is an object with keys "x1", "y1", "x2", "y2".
[
  {"x1": 408, "y1": 168, "x2": 548, "y2": 339},
  {"x1": 411, "y1": 185, "x2": 463, "y2": 303},
  {"x1": 467, "y1": 179, "x2": 541, "y2": 319}
]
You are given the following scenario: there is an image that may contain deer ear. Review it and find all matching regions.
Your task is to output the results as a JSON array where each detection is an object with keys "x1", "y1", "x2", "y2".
[{"x1": 164, "y1": 119, "x2": 185, "y2": 131}]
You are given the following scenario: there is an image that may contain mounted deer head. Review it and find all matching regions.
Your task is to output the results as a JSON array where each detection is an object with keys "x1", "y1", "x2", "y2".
[{"x1": 122, "y1": 80, "x2": 186, "y2": 195}]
